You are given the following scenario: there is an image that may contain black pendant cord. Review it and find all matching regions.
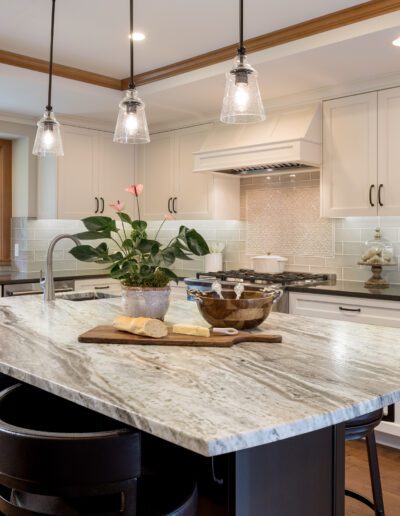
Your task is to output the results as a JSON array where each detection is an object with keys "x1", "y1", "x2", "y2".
[
  {"x1": 129, "y1": 0, "x2": 136, "y2": 90},
  {"x1": 46, "y1": 0, "x2": 56, "y2": 112},
  {"x1": 238, "y1": 0, "x2": 245, "y2": 57}
]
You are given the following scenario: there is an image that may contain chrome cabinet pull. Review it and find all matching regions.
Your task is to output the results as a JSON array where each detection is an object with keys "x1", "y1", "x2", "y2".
[
  {"x1": 94, "y1": 285, "x2": 110, "y2": 290},
  {"x1": 369, "y1": 185, "x2": 375, "y2": 207},
  {"x1": 339, "y1": 306, "x2": 361, "y2": 312},
  {"x1": 378, "y1": 184, "x2": 384, "y2": 207},
  {"x1": 94, "y1": 197, "x2": 99, "y2": 213}
]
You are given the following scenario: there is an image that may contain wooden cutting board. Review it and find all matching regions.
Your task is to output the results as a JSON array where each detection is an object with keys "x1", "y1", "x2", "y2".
[{"x1": 78, "y1": 325, "x2": 282, "y2": 348}]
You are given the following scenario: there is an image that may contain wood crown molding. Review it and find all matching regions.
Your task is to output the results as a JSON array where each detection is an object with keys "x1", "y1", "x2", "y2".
[
  {"x1": 0, "y1": 49, "x2": 122, "y2": 91},
  {"x1": 1, "y1": 0, "x2": 400, "y2": 92}
]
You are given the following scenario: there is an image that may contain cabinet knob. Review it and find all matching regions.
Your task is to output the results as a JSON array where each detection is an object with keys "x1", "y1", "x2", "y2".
[{"x1": 94, "y1": 197, "x2": 99, "y2": 213}]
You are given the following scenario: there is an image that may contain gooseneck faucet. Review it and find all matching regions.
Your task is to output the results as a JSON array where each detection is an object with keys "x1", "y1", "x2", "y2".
[{"x1": 41, "y1": 234, "x2": 80, "y2": 302}]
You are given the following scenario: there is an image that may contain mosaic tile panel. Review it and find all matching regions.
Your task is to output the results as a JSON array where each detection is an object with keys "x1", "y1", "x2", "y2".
[{"x1": 245, "y1": 182, "x2": 334, "y2": 258}]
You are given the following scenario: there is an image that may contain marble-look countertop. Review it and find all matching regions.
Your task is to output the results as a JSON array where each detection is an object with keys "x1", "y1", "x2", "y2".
[{"x1": 0, "y1": 295, "x2": 399, "y2": 457}]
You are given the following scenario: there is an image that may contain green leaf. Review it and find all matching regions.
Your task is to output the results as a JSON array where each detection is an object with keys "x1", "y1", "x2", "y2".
[
  {"x1": 69, "y1": 245, "x2": 101, "y2": 262},
  {"x1": 82, "y1": 216, "x2": 117, "y2": 232},
  {"x1": 158, "y1": 267, "x2": 179, "y2": 283},
  {"x1": 150, "y1": 242, "x2": 161, "y2": 256},
  {"x1": 74, "y1": 230, "x2": 111, "y2": 240},
  {"x1": 171, "y1": 244, "x2": 192, "y2": 260},
  {"x1": 137, "y1": 238, "x2": 158, "y2": 253},
  {"x1": 185, "y1": 229, "x2": 210, "y2": 256},
  {"x1": 118, "y1": 212, "x2": 132, "y2": 225},
  {"x1": 160, "y1": 248, "x2": 176, "y2": 267},
  {"x1": 122, "y1": 239, "x2": 134, "y2": 250},
  {"x1": 132, "y1": 220, "x2": 147, "y2": 231}
]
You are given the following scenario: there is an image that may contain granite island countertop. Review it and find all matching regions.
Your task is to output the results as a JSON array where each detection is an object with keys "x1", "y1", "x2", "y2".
[{"x1": 0, "y1": 295, "x2": 400, "y2": 457}]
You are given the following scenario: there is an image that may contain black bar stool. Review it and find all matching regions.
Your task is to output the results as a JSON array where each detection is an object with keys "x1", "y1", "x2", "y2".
[
  {"x1": 0, "y1": 383, "x2": 197, "y2": 516},
  {"x1": 345, "y1": 409, "x2": 385, "y2": 516}
]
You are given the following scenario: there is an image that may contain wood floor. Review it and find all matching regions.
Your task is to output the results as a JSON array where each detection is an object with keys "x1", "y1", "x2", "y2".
[{"x1": 346, "y1": 441, "x2": 400, "y2": 515}]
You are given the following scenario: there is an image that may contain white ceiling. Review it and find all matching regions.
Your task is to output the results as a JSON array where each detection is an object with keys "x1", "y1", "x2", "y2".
[
  {"x1": 0, "y1": 0, "x2": 365, "y2": 77},
  {"x1": 1, "y1": 2, "x2": 400, "y2": 132}
]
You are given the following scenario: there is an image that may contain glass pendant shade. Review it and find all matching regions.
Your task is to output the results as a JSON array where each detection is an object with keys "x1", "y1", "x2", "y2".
[
  {"x1": 32, "y1": 110, "x2": 64, "y2": 157},
  {"x1": 220, "y1": 54, "x2": 265, "y2": 124},
  {"x1": 113, "y1": 88, "x2": 150, "y2": 144}
]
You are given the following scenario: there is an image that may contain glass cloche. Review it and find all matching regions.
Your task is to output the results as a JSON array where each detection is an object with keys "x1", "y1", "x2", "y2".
[{"x1": 360, "y1": 228, "x2": 394, "y2": 265}]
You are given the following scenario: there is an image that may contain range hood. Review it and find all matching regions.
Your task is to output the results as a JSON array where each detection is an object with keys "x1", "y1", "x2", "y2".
[{"x1": 193, "y1": 104, "x2": 322, "y2": 176}]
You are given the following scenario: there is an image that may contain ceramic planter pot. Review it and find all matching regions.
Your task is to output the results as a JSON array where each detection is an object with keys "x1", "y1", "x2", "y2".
[{"x1": 121, "y1": 286, "x2": 171, "y2": 320}]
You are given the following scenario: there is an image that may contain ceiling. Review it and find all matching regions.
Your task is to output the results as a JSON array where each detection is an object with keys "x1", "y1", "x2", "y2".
[
  {"x1": 1, "y1": 1, "x2": 400, "y2": 131},
  {"x1": 1, "y1": 0, "x2": 363, "y2": 77}
]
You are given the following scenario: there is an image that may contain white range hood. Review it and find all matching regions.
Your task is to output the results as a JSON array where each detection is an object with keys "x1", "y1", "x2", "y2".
[{"x1": 193, "y1": 104, "x2": 322, "y2": 176}]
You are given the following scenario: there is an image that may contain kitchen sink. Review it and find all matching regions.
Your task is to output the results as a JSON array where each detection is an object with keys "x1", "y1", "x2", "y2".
[{"x1": 58, "y1": 292, "x2": 120, "y2": 302}]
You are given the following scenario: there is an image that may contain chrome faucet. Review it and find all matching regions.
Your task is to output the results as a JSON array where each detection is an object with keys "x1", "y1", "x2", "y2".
[{"x1": 41, "y1": 234, "x2": 80, "y2": 302}]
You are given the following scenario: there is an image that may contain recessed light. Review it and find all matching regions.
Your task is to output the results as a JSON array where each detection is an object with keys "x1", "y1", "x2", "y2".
[
  {"x1": 129, "y1": 32, "x2": 146, "y2": 41},
  {"x1": 392, "y1": 37, "x2": 400, "y2": 47}
]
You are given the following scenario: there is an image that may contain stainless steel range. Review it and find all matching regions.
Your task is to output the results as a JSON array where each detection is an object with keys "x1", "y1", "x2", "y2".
[{"x1": 185, "y1": 269, "x2": 335, "y2": 313}]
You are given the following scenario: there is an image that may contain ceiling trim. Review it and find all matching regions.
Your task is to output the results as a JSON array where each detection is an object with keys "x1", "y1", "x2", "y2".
[
  {"x1": 1, "y1": 0, "x2": 400, "y2": 91},
  {"x1": 0, "y1": 49, "x2": 122, "y2": 90},
  {"x1": 122, "y1": 0, "x2": 400, "y2": 88}
]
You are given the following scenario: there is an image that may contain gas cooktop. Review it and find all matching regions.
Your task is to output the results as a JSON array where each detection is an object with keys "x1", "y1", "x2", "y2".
[{"x1": 195, "y1": 269, "x2": 331, "y2": 286}]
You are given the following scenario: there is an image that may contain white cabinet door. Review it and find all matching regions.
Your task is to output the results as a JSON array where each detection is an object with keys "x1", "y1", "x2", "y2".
[
  {"x1": 174, "y1": 125, "x2": 213, "y2": 219},
  {"x1": 378, "y1": 87, "x2": 400, "y2": 216},
  {"x1": 98, "y1": 133, "x2": 135, "y2": 218},
  {"x1": 136, "y1": 132, "x2": 174, "y2": 220},
  {"x1": 322, "y1": 93, "x2": 378, "y2": 217},
  {"x1": 58, "y1": 126, "x2": 98, "y2": 219}
]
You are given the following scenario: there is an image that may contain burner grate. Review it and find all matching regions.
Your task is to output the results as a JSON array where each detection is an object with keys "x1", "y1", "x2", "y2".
[{"x1": 196, "y1": 269, "x2": 329, "y2": 285}]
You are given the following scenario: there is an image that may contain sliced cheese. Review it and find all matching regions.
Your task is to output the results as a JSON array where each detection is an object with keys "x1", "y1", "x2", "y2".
[
  {"x1": 172, "y1": 323, "x2": 210, "y2": 338},
  {"x1": 113, "y1": 316, "x2": 168, "y2": 339}
]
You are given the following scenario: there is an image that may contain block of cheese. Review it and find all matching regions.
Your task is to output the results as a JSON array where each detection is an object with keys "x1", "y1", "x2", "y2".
[
  {"x1": 113, "y1": 316, "x2": 168, "y2": 339},
  {"x1": 172, "y1": 323, "x2": 210, "y2": 338}
]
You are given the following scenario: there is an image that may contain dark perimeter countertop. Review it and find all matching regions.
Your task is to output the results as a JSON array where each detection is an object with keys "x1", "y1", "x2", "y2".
[
  {"x1": 287, "y1": 280, "x2": 400, "y2": 302},
  {"x1": 0, "y1": 269, "x2": 111, "y2": 286}
]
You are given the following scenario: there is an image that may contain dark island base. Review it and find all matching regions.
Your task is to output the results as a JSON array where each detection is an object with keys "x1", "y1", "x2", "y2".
[{"x1": 197, "y1": 424, "x2": 345, "y2": 516}]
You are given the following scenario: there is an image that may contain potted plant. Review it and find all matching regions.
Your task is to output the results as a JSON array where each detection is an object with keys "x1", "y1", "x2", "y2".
[{"x1": 69, "y1": 184, "x2": 209, "y2": 319}]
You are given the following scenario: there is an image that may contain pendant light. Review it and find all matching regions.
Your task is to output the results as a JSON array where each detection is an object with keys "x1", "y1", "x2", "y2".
[
  {"x1": 33, "y1": 0, "x2": 63, "y2": 157},
  {"x1": 220, "y1": 0, "x2": 265, "y2": 124},
  {"x1": 114, "y1": 0, "x2": 149, "y2": 144}
]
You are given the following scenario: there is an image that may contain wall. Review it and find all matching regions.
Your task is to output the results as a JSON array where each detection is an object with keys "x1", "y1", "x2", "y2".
[
  {"x1": 11, "y1": 172, "x2": 400, "y2": 284},
  {"x1": 11, "y1": 218, "x2": 246, "y2": 275},
  {"x1": 240, "y1": 172, "x2": 400, "y2": 283}
]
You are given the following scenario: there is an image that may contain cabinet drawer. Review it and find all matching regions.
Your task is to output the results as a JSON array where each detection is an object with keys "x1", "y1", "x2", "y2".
[
  {"x1": 289, "y1": 292, "x2": 400, "y2": 328},
  {"x1": 75, "y1": 278, "x2": 121, "y2": 293}
]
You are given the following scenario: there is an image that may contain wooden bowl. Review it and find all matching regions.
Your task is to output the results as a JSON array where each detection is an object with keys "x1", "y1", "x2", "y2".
[{"x1": 191, "y1": 289, "x2": 281, "y2": 330}]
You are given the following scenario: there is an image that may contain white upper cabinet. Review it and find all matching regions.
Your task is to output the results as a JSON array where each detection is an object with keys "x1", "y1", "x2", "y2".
[
  {"x1": 136, "y1": 124, "x2": 240, "y2": 221},
  {"x1": 57, "y1": 126, "x2": 134, "y2": 219},
  {"x1": 322, "y1": 87, "x2": 400, "y2": 218},
  {"x1": 135, "y1": 131, "x2": 174, "y2": 220},
  {"x1": 57, "y1": 126, "x2": 98, "y2": 220},
  {"x1": 377, "y1": 87, "x2": 400, "y2": 216},
  {"x1": 321, "y1": 92, "x2": 378, "y2": 218},
  {"x1": 97, "y1": 133, "x2": 135, "y2": 217}
]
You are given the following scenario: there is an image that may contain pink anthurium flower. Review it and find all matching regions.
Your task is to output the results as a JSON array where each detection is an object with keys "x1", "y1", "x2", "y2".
[
  {"x1": 125, "y1": 184, "x2": 143, "y2": 197},
  {"x1": 109, "y1": 201, "x2": 125, "y2": 212}
]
